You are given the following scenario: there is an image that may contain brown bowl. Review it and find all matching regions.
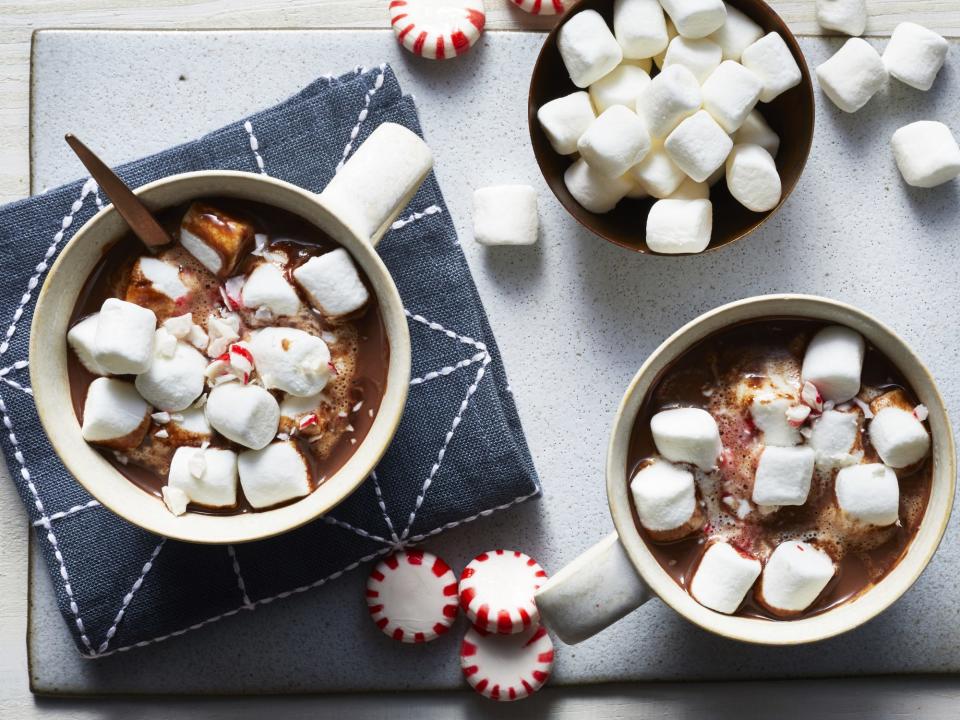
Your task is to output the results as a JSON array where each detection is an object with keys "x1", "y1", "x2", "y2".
[{"x1": 528, "y1": 0, "x2": 815, "y2": 254}]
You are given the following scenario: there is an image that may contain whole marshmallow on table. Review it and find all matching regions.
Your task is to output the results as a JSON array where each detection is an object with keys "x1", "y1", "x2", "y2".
[
  {"x1": 631, "y1": 144, "x2": 687, "y2": 198},
  {"x1": 67, "y1": 313, "x2": 106, "y2": 375},
  {"x1": 709, "y1": 3, "x2": 763, "y2": 61},
  {"x1": 168, "y1": 445, "x2": 239, "y2": 509},
  {"x1": 292, "y1": 248, "x2": 370, "y2": 319},
  {"x1": 690, "y1": 542, "x2": 761, "y2": 614},
  {"x1": 741, "y1": 32, "x2": 803, "y2": 103},
  {"x1": 646, "y1": 198, "x2": 713, "y2": 254},
  {"x1": 835, "y1": 463, "x2": 900, "y2": 526},
  {"x1": 238, "y1": 441, "x2": 311, "y2": 509},
  {"x1": 664, "y1": 110, "x2": 733, "y2": 183},
  {"x1": 662, "y1": 36, "x2": 722, "y2": 83},
  {"x1": 734, "y1": 110, "x2": 780, "y2": 157},
  {"x1": 249, "y1": 326, "x2": 333, "y2": 397},
  {"x1": 636, "y1": 64, "x2": 702, "y2": 139},
  {"x1": 205, "y1": 383, "x2": 280, "y2": 450},
  {"x1": 882, "y1": 23, "x2": 949, "y2": 91},
  {"x1": 650, "y1": 407, "x2": 722, "y2": 470},
  {"x1": 758, "y1": 541, "x2": 836, "y2": 616},
  {"x1": 809, "y1": 409, "x2": 861, "y2": 467},
  {"x1": 564, "y1": 158, "x2": 633, "y2": 213},
  {"x1": 815, "y1": 38, "x2": 887, "y2": 113},
  {"x1": 891, "y1": 121, "x2": 960, "y2": 189},
  {"x1": 629, "y1": 458, "x2": 703, "y2": 541},
  {"x1": 472, "y1": 185, "x2": 539, "y2": 246},
  {"x1": 537, "y1": 91, "x2": 596, "y2": 155},
  {"x1": 589, "y1": 64, "x2": 652, "y2": 113},
  {"x1": 241, "y1": 262, "x2": 302, "y2": 317},
  {"x1": 869, "y1": 407, "x2": 930, "y2": 469},
  {"x1": 613, "y1": 0, "x2": 669, "y2": 60},
  {"x1": 801, "y1": 325, "x2": 865, "y2": 403},
  {"x1": 752, "y1": 445, "x2": 815, "y2": 506},
  {"x1": 725, "y1": 143, "x2": 782, "y2": 212},
  {"x1": 659, "y1": 0, "x2": 726, "y2": 39},
  {"x1": 93, "y1": 298, "x2": 157, "y2": 375},
  {"x1": 578, "y1": 105, "x2": 652, "y2": 178},
  {"x1": 558, "y1": 9, "x2": 623, "y2": 88},
  {"x1": 668, "y1": 177, "x2": 710, "y2": 200},
  {"x1": 750, "y1": 393, "x2": 801, "y2": 446},
  {"x1": 816, "y1": 0, "x2": 867, "y2": 37},
  {"x1": 81, "y1": 377, "x2": 151, "y2": 449},
  {"x1": 180, "y1": 203, "x2": 255, "y2": 278},
  {"x1": 701, "y1": 61, "x2": 762, "y2": 133},
  {"x1": 135, "y1": 338, "x2": 207, "y2": 412}
]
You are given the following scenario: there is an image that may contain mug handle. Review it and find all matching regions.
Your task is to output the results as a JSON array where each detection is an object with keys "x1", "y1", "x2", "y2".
[
  {"x1": 534, "y1": 532, "x2": 653, "y2": 645},
  {"x1": 317, "y1": 122, "x2": 434, "y2": 248}
]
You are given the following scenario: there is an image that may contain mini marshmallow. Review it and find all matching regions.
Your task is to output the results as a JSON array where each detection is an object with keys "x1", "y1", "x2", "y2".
[
  {"x1": 702, "y1": 61, "x2": 762, "y2": 133},
  {"x1": 589, "y1": 63, "x2": 651, "y2": 113},
  {"x1": 891, "y1": 121, "x2": 960, "y2": 189},
  {"x1": 646, "y1": 198, "x2": 712, "y2": 254},
  {"x1": 134, "y1": 340, "x2": 207, "y2": 412},
  {"x1": 883, "y1": 22, "x2": 949, "y2": 91},
  {"x1": 725, "y1": 143, "x2": 781, "y2": 212},
  {"x1": 537, "y1": 92, "x2": 596, "y2": 155},
  {"x1": 631, "y1": 144, "x2": 687, "y2": 197},
  {"x1": 238, "y1": 441, "x2": 311, "y2": 509},
  {"x1": 752, "y1": 445, "x2": 815, "y2": 506},
  {"x1": 801, "y1": 325, "x2": 865, "y2": 402},
  {"x1": 557, "y1": 9, "x2": 623, "y2": 88},
  {"x1": 759, "y1": 541, "x2": 835, "y2": 615},
  {"x1": 81, "y1": 377, "x2": 151, "y2": 449},
  {"x1": 169, "y1": 407, "x2": 213, "y2": 443},
  {"x1": 690, "y1": 542, "x2": 761, "y2": 614},
  {"x1": 815, "y1": 38, "x2": 887, "y2": 113},
  {"x1": 740, "y1": 32, "x2": 802, "y2": 104},
  {"x1": 293, "y1": 248, "x2": 370, "y2": 319},
  {"x1": 205, "y1": 383, "x2": 280, "y2": 450},
  {"x1": 709, "y1": 3, "x2": 763, "y2": 61},
  {"x1": 869, "y1": 407, "x2": 930, "y2": 468},
  {"x1": 93, "y1": 298, "x2": 157, "y2": 375},
  {"x1": 578, "y1": 105, "x2": 652, "y2": 178},
  {"x1": 733, "y1": 110, "x2": 780, "y2": 157},
  {"x1": 816, "y1": 0, "x2": 867, "y2": 37},
  {"x1": 68, "y1": 313, "x2": 106, "y2": 375},
  {"x1": 162, "y1": 485, "x2": 189, "y2": 516},
  {"x1": 835, "y1": 464, "x2": 899, "y2": 526},
  {"x1": 630, "y1": 458, "x2": 700, "y2": 539},
  {"x1": 472, "y1": 185, "x2": 539, "y2": 246},
  {"x1": 637, "y1": 64, "x2": 702, "y2": 139},
  {"x1": 564, "y1": 158, "x2": 633, "y2": 213},
  {"x1": 662, "y1": 36, "x2": 722, "y2": 83},
  {"x1": 613, "y1": 0, "x2": 669, "y2": 60},
  {"x1": 249, "y1": 326, "x2": 332, "y2": 397},
  {"x1": 664, "y1": 110, "x2": 733, "y2": 182},
  {"x1": 241, "y1": 262, "x2": 301, "y2": 317},
  {"x1": 668, "y1": 177, "x2": 710, "y2": 199},
  {"x1": 810, "y1": 409, "x2": 861, "y2": 467},
  {"x1": 168, "y1": 446, "x2": 238, "y2": 508},
  {"x1": 651, "y1": 407, "x2": 722, "y2": 470},
  {"x1": 659, "y1": 0, "x2": 726, "y2": 39},
  {"x1": 750, "y1": 393, "x2": 801, "y2": 446},
  {"x1": 180, "y1": 202, "x2": 254, "y2": 277}
]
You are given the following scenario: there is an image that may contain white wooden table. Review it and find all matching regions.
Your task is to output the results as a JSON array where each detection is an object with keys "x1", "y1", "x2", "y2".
[{"x1": 3, "y1": 2, "x2": 960, "y2": 717}]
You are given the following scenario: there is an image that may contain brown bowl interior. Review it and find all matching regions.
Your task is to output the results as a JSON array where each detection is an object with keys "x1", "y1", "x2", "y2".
[{"x1": 528, "y1": 0, "x2": 815, "y2": 254}]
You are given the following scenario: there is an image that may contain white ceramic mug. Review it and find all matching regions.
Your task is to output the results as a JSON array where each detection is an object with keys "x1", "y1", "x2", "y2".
[{"x1": 536, "y1": 295, "x2": 956, "y2": 646}]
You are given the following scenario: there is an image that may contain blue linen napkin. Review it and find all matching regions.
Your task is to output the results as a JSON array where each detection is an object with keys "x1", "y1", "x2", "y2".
[{"x1": 1, "y1": 65, "x2": 539, "y2": 657}]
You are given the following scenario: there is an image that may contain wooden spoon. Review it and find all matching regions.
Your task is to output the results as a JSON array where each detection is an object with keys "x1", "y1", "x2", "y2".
[{"x1": 65, "y1": 133, "x2": 171, "y2": 250}]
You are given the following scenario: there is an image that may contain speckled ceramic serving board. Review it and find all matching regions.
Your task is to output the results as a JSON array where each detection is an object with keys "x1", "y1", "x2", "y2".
[{"x1": 27, "y1": 29, "x2": 960, "y2": 695}]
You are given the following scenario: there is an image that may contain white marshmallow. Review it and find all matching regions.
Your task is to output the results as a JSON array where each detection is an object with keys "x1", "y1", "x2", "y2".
[
  {"x1": 163, "y1": 313, "x2": 194, "y2": 340},
  {"x1": 558, "y1": 9, "x2": 624, "y2": 88},
  {"x1": 280, "y1": 391, "x2": 324, "y2": 422},
  {"x1": 68, "y1": 313, "x2": 106, "y2": 375},
  {"x1": 815, "y1": 38, "x2": 887, "y2": 113},
  {"x1": 81, "y1": 377, "x2": 150, "y2": 448},
  {"x1": 637, "y1": 64, "x2": 702, "y2": 139},
  {"x1": 836, "y1": 463, "x2": 899, "y2": 526},
  {"x1": 134, "y1": 257, "x2": 188, "y2": 301},
  {"x1": 690, "y1": 542, "x2": 761, "y2": 614},
  {"x1": 733, "y1": 110, "x2": 780, "y2": 157},
  {"x1": 662, "y1": 36, "x2": 722, "y2": 83},
  {"x1": 134, "y1": 340, "x2": 207, "y2": 412},
  {"x1": 760, "y1": 541, "x2": 835, "y2": 615},
  {"x1": 578, "y1": 105, "x2": 652, "y2": 178},
  {"x1": 883, "y1": 22, "x2": 949, "y2": 91},
  {"x1": 162, "y1": 485, "x2": 189, "y2": 516},
  {"x1": 653, "y1": 18, "x2": 680, "y2": 69},
  {"x1": 238, "y1": 441, "x2": 311, "y2": 509},
  {"x1": 171, "y1": 407, "x2": 212, "y2": 439},
  {"x1": 741, "y1": 32, "x2": 803, "y2": 104},
  {"x1": 241, "y1": 263, "x2": 301, "y2": 317},
  {"x1": 650, "y1": 407, "x2": 722, "y2": 470},
  {"x1": 293, "y1": 248, "x2": 370, "y2": 319},
  {"x1": 646, "y1": 198, "x2": 713, "y2": 254},
  {"x1": 709, "y1": 4, "x2": 763, "y2": 61},
  {"x1": 205, "y1": 312, "x2": 240, "y2": 359},
  {"x1": 249, "y1": 326, "x2": 332, "y2": 397},
  {"x1": 630, "y1": 144, "x2": 687, "y2": 197},
  {"x1": 564, "y1": 158, "x2": 633, "y2": 213},
  {"x1": 801, "y1": 325, "x2": 865, "y2": 402},
  {"x1": 537, "y1": 92, "x2": 596, "y2": 155},
  {"x1": 168, "y1": 446, "x2": 238, "y2": 508},
  {"x1": 659, "y1": 0, "x2": 726, "y2": 39},
  {"x1": 725, "y1": 143, "x2": 782, "y2": 212},
  {"x1": 752, "y1": 445, "x2": 815, "y2": 506},
  {"x1": 205, "y1": 383, "x2": 280, "y2": 450},
  {"x1": 702, "y1": 61, "x2": 762, "y2": 133},
  {"x1": 625, "y1": 180, "x2": 650, "y2": 199},
  {"x1": 810, "y1": 409, "x2": 860, "y2": 467},
  {"x1": 589, "y1": 63, "x2": 652, "y2": 113},
  {"x1": 664, "y1": 110, "x2": 733, "y2": 183},
  {"x1": 668, "y1": 177, "x2": 710, "y2": 200},
  {"x1": 613, "y1": 0, "x2": 669, "y2": 60},
  {"x1": 816, "y1": 0, "x2": 867, "y2": 37},
  {"x1": 472, "y1": 185, "x2": 539, "y2": 246},
  {"x1": 869, "y1": 407, "x2": 930, "y2": 468},
  {"x1": 891, "y1": 121, "x2": 960, "y2": 189},
  {"x1": 630, "y1": 458, "x2": 697, "y2": 533},
  {"x1": 750, "y1": 393, "x2": 801, "y2": 446},
  {"x1": 179, "y1": 203, "x2": 254, "y2": 278},
  {"x1": 93, "y1": 298, "x2": 157, "y2": 375}
]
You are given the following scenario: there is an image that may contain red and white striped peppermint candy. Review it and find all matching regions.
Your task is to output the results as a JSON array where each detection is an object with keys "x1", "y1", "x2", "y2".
[
  {"x1": 367, "y1": 550, "x2": 458, "y2": 643},
  {"x1": 460, "y1": 624, "x2": 554, "y2": 701},
  {"x1": 459, "y1": 549, "x2": 547, "y2": 634},
  {"x1": 511, "y1": 0, "x2": 567, "y2": 15},
  {"x1": 389, "y1": 0, "x2": 486, "y2": 60}
]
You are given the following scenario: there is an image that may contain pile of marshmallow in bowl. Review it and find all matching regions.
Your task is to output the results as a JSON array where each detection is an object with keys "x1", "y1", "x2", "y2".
[{"x1": 537, "y1": 0, "x2": 801, "y2": 254}]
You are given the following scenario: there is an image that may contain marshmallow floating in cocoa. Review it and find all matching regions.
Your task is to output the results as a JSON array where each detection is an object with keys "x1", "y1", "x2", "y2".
[
  {"x1": 613, "y1": 0, "x2": 670, "y2": 60},
  {"x1": 129, "y1": 256, "x2": 189, "y2": 304},
  {"x1": 293, "y1": 248, "x2": 370, "y2": 320},
  {"x1": 167, "y1": 407, "x2": 213, "y2": 444},
  {"x1": 557, "y1": 9, "x2": 623, "y2": 88},
  {"x1": 809, "y1": 409, "x2": 861, "y2": 467},
  {"x1": 630, "y1": 458, "x2": 703, "y2": 540},
  {"x1": 248, "y1": 326, "x2": 333, "y2": 397},
  {"x1": 205, "y1": 383, "x2": 280, "y2": 450},
  {"x1": 93, "y1": 298, "x2": 157, "y2": 375},
  {"x1": 67, "y1": 313, "x2": 106, "y2": 375},
  {"x1": 650, "y1": 407, "x2": 722, "y2": 471},
  {"x1": 752, "y1": 445, "x2": 815, "y2": 507},
  {"x1": 750, "y1": 392, "x2": 801, "y2": 446},
  {"x1": 835, "y1": 463, "x2": 900, "y2": 526},
  {"x1": 690, "y1": 541, "x2": 761, "y2": 614},
  {"x1": 167, "y1": 445, "x2": 239, "y2": 509},
  {"x1": 869, "y1": 406, "x2": 930, "y2": 469},
  {"x1": 179, "y1": 202, "x2": 254, "y2": 278},
  {"x1": 882, "y1": 22, "x2": 949, "y2": 92},
  {"x1": 241, "y1": 262, "x2": 301, "y2": 317},
  {"x1": 800, "y1": 325, "x2": 865, "y2": 403},
  {"x1": 757, "y1": 541, "x2": 836, "y2": 616},
  {"x1": 135, "y1": 338, "x2": 207, "y2": 412},
  {"x1": 238, "y1": 441, "x2": 311, "y2": 509},
  {"x1": 81, "y1": 377, "x2": 151, "y2": 449},
  {"x1": 815, "y1": 38, "x2": 887, "y2": 113},
  {"x1": 537, "y1": 91, "x2": 596, "y2": 156}
]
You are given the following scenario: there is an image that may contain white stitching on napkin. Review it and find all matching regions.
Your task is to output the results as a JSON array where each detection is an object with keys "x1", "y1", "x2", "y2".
[
  {"x1": 370, "y1": 469, "x2": 401, "y2": 546},
  {"x1": 321, "y1": 514, "x2": 391, "y2": 545},
  {"x1": 405, "y1": 489, "x2": 542, "y2": 543},
  {"x1": 410, "y1": 350, "x2": 488, "y2": 387},
  {"x1": 335, "y1": 64, "x2": 387, "y2": 173},
  {"x1": 243, "y1": 120, "x2": 268, "y2": 175},
  {"x1": 32, "y1": 499, "x2": 101, "y2": 526},
  {"x1": 227, "y1": 544, "x2": 254, "y2": 608},
  {"x1": 97, "y1": 538, "x2": 166, "y2": 654},
  {"x1": 391, "y1": 205, "x2": 442, "y2": 230}
]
